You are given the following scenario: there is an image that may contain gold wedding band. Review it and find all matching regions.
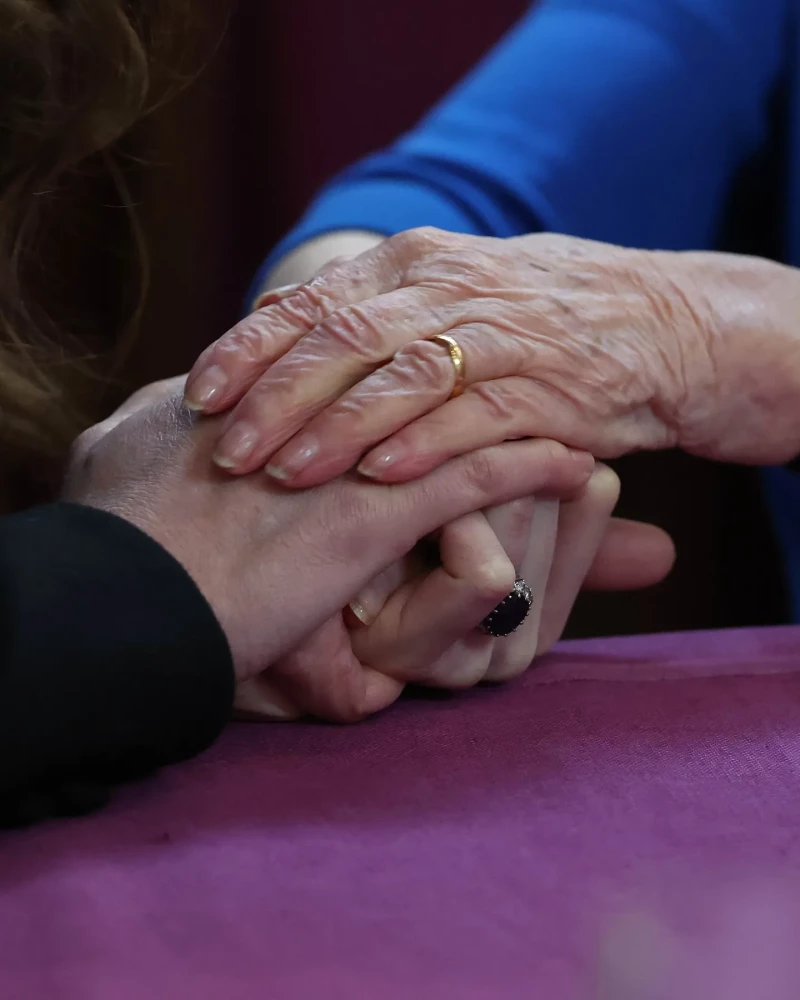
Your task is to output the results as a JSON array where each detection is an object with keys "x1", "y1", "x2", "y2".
[{"x1": 429, "y1": 334, "x2": 466, "y2": 399}]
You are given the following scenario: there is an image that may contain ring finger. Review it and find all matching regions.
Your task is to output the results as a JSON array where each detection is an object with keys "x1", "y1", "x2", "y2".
[
  {"x1": 420, "y1": 496, "x2": 541, "y2": 687},
  {"x1": 351, "y1": 509, "x2": 516, "y2": 688},
  {"x1": 254, "y1": 323, "x2": 531, "y2": 485},
  {"x1": 484, "y1": 498, "x2": 560, "y2": 681}
]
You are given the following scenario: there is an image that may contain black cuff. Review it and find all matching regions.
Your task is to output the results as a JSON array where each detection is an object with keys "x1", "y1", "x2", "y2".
[{"x1": 0, "y1": 503, "x2": 234, "y2": 814}]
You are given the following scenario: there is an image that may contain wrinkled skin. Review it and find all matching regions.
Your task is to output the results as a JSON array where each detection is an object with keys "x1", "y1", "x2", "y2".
[
  {"x1": 72, "y1": 377, "x2": 672, "y2": 723},
  {"x1": 185, "y1": 229, "x2": 800, "y2": 485}
]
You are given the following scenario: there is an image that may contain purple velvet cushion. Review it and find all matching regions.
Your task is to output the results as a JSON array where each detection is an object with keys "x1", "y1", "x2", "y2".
[{"x1": 2, "y1": 627, "x2": 800, "y2": 999}]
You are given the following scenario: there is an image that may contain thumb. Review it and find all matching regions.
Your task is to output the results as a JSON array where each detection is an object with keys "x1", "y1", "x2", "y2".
[{"x1": 583, "y1": 518, "x2": 675, "y2": 591}]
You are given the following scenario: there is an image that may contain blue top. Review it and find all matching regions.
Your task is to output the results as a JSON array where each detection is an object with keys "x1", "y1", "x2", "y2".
[{"x1": 255, "y1": 0, "x2": 800, "y2": 618}]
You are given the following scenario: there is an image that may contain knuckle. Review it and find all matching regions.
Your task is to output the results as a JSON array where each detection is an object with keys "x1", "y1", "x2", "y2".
[
  {"x1": 470, "y1": 380, "x2": 519, "y2": 424},
  {"x1": 506, "y1": 498, "x2": 536, "y2": 537},
  {"x1": 316, "y1": 304, "x2": 388, "y2": 362},
  {"x1": 471, "y1": 559, "x2": 515, "y2": 605},
  {"x1": 391, "y1": 226, "x2": 449, "y2": 255},
  {"x1": 322, "y1": 487, "x2": 387, "y2": 559},
  {"x1": 329, "y1": 668, "x2": 375, "y2": 725},
  {"x1": 382, "y1": 483, "x2": 436, "y2": 557},
  {"x1": 215, "y1": 314, "x2": 279, "y2": 365},
  {"x1": 426, "y1": 648, "x2": 488, "y2": 690},
  {"x1": 488, "y1": 498, "x2": 536, "y2": 559},
  {"x1": 442, "y1": 657, "x2": 492, "y2": 690},
  {"x1": 339, "y1": 491, "x2": 377, "y2": 531},
  {"x1": 322, "y1": 691, "x2": 370, "y2": 725},
  {"x1": 461, "y1": 449, "x2": 500, "y2": 498},
  {"x1": 391, "y1": 340, "x2": 451, "y2": 391},
  {"x1": 281, "y1": 281, "x2": 331, "y2": 319},
  {"x1": 490, "y1": 647, "x2": 536, "y2": 682},
  {"x1": 330, "y1": 698, "x2": 372, "y2": 725},
  {"x1": 230, "y1": 282, "x2": 336, "y2": 361}
]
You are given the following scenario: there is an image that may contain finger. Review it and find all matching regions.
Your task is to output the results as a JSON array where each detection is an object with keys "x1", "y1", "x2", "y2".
[
  {"x1": 208, "y1": 287, "x2": 466, "y2": 474},
  {"x1": 535, "y1": 465, "x2": 622, "y2": 657},
  {"x1": 344, "y1": 563, "x2": 408, "y2": 628},
  {"x1": 374, "y1": 441, "x2": 595, "y2": 579},
  {"x1": 351, "y1": 500, "x2": 534, "y2": 690},
  {"x1": 482, "y1": 496, "x2": 550, "y2": 683},
  {"x1": 583, "y1": 518, "x2": 676, "y2": 591},
  {"x1": 485, "y1": 498, "x2": 560, "y2": 681},
  {"x1": 410, "y1": 631, "x2": 496, "y2": 692},
  {"x1": 262, "y1": 616, "x2": 405, "y2": 724},
  {"x1": 240, "y1": 441, "x2": 595, "y2": 657},
  {"x1": 253, "y1": 284, "x2": 302, "y2": 310},
  {"x1": 345, "y1": 543, "x2": 438, "y2": 626},
  {"x1": 352, "y1": 511, "x2": 514, "y2": 686},
  {"x1": 256, "y1": 320, "x2": 535, "y2": 484},
  {"x1": 183, "y1": 231, "x2": 427, "y2": 414},
  {"x1": 356, "y1": 370, "x2": 643, "y2": 486},
  {"x1": 233, "y1": 674, "x2": 303, "y2": 722},
  {"x1": 484, "y1": 498, "x2": 536, "y2": 572}
]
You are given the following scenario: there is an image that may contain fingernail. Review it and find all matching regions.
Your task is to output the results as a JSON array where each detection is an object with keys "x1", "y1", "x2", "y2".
[
  {"x1": 213, "y1": 421, "x2": 260, "y2": 468},
  {"x1": 358, "y1": 449, "x2": 401, "y2": 480},
  {"x1": 567, "y1": 448, "x2": 595, "y2": 474},
  {"x1": 257, "y1": 697, "x2": 296, "y2": 720},
  {"x1": 241, "y1": 698, "x2": 295, "y2": 721},
  {"x1": 234, "y1": 682, "x2": 298, "y2": 721},
  {"x1": 184, "y1": 365, "x2": 228, "y2": 410},
  {"x1": 254, "y1": 284, "x2": 300, "y2": 310},
  {"x1": 265, "y1": 435, "x2": 319, "y2": 481},
  {"x1": 347, "y1": 601, "x2": 374, "y2": 627}
]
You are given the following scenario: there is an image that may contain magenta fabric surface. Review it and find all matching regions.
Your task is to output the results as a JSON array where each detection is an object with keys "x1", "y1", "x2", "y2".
[{"x1": 3, "y1": 627, "x2": 800, "y2": 999}]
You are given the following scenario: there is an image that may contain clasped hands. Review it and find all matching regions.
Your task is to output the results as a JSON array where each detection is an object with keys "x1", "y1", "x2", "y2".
[{"x1": 70, "y1": 231, "x2": 679, "y2": 723}]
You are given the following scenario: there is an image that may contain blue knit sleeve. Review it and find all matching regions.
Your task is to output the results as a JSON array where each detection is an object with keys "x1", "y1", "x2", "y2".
[{"x1": 255, "y1": 0, "x2": 789, "y2": 289}]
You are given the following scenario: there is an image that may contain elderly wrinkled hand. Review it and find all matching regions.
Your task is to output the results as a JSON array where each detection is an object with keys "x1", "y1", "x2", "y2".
[{"x1": 185, "y1": 228, "x2": 800, "y2": 488}]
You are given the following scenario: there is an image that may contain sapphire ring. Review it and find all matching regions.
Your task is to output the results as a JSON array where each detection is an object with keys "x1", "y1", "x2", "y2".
[{"x1": 479, "y1": 578, "x2": 533, "y2": 638}]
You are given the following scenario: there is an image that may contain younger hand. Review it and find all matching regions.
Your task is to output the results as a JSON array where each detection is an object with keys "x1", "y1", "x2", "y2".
[
  {"x1": 64, "y1": 389, "x2": 599, "y2": 686},
  {"x1": 237, "y1": 466, "x2": 673, "y2": 722},
  {"x1": 82, "y1": 380, "x2": 672, "y2": 722}
]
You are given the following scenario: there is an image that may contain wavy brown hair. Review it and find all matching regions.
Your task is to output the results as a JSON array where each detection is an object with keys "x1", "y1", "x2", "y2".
[{"x1": 0, "y1": 0, "x2": 197, "y2": 466}]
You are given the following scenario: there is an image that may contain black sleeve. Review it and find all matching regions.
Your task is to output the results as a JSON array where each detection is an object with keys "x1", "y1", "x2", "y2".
[{"x1": 0, "y1": 503, "x2": 234, "y2": 824}]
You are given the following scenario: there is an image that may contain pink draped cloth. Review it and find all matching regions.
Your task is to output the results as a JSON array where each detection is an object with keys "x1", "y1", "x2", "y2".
[{"x1": 2, "y1": 627, "x2": 800, "y2": 999}]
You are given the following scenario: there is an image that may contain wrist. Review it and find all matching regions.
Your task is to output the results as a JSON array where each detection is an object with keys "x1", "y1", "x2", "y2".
[{"x1": 662, "y1": 252, "x2": 800, "y2": 465}]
